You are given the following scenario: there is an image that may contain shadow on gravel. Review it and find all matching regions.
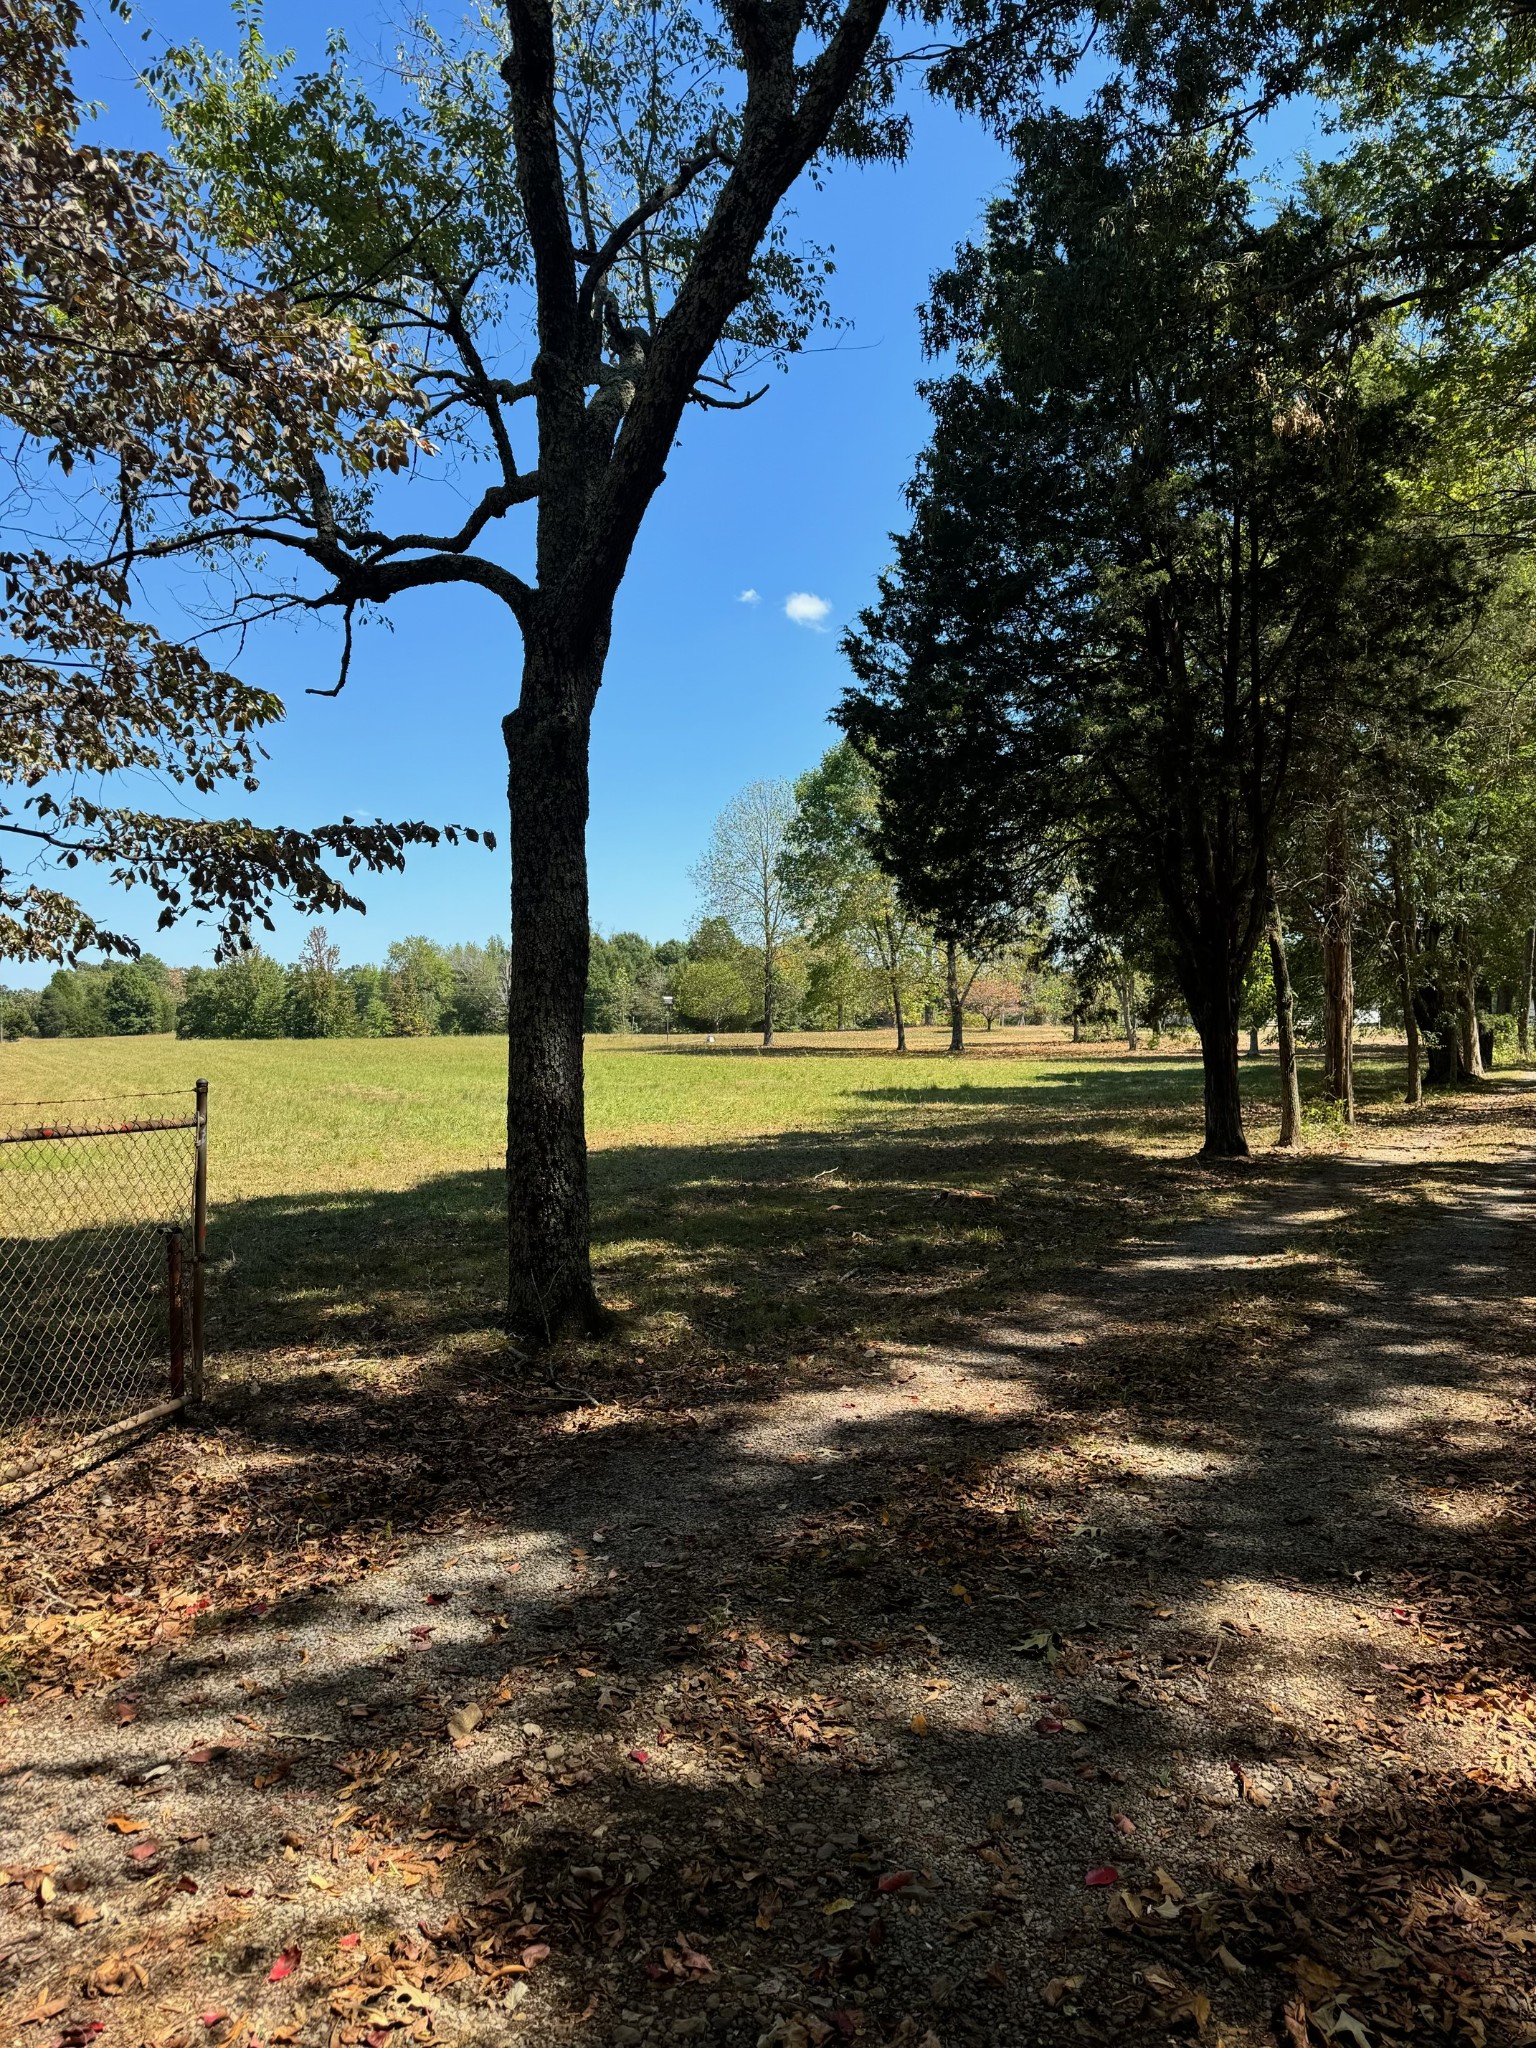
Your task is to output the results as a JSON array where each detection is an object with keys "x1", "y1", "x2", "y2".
[{"x1": 3, "y1": 1088, "x2": 1535, "y2": 2047}]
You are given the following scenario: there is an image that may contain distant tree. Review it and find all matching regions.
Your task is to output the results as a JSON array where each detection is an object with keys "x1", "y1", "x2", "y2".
[
  {"x1": 178, "y1": 951, "x2": 286, "y2": 1037},
  {"x1": 104, "y1": 963, "x2": 163, "y2": 1036},
  {"x1": 342, "y1": 965, "x2": 391, "y2": 1037},
  {"x1": 447, "y1": 938, "x2": 511, "y2": 1035},
  {"x1": 782, "y1": 744, "x2": 924, "y2": 1052},
  {"x1": 284, "y1": 926, "x2": 352, "y2": 1038},
  {"x1": 673, "y1": 956, "x2": 751, "y2": 1033},
  {"x1": 693, "y1": 784, "x2": 797, "y2": 1049},
  {"x1": 804, "y1": 940, "x2": 868, "y2": 1030},
  {"x1": 387, "y1": 937, "x2": 454, "y2": 1037},
  {"x1": 0, "y1": 989, "x2": 40, "y2": 1037},
  {"x1": 968, "y1": 969, "x2": 1019, "y2": 1030}
]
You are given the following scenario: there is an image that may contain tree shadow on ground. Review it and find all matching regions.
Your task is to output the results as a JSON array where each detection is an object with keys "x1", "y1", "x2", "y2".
[{"x1": 2, "y1": 1080, "x2": 1534, "y2": 2048}]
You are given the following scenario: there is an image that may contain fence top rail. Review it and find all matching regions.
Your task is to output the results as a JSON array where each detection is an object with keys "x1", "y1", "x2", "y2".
[{"x1": 0, "y1": 1115, "x2": 199, "y2": 1145}]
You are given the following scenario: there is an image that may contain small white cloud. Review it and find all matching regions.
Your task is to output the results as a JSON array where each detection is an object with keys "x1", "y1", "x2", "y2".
[
  {"x1": 737, "y1": 587, "x2": 761, "y2": 604},
  {"x1": 785, "y1": 591, "x2": 832, "y2": 629}
]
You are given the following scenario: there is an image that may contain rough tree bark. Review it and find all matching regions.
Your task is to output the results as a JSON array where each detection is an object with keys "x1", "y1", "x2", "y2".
[
  {"x1": 1194, "y1": 975, "x2": 1248, "y2": 1157},
  {"x1": 1267, "y1": 897, "x2": 1302, "y2": 1150},
  {"x1": 1388, "y1": 839, "x2": 1422, "y2": 1106},
  {"x1": 505, "y1": 633, "x2": 603, "y2": 1334},
  {"x1": 1321, "y1": 809, "x2": 1355, "y2": 1123},
  {"x1": 1520, "y1": 923, "x2": 1534, "y2": 1061},
  {"x1": 1119, "y1": 973, "x2": 1139, "y2": 1050}
]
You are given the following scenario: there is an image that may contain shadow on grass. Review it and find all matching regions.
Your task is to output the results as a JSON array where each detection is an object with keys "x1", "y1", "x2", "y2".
[{"x1": 3, "y1": 1065, "x2": 1534, "y2": 2046}]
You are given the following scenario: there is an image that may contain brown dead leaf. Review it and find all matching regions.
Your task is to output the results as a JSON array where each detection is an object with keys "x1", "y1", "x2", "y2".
[{"x1": 1042, "y1": 1975, "x2": 1083, "y2": 2007}]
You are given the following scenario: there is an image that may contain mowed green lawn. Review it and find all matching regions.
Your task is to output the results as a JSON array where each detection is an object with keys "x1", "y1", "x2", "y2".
[
  {"x1": 0, "y1": 1028, "x2": 1208, "y2": 1202},
  {"x1": 1, "y1": 1029, "x2": 1421, "y2": 1378}
]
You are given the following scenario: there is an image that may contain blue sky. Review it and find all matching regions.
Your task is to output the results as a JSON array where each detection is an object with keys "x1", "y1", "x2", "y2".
[{"x1": 21, "y1": 3, "x2": 1318, "y2": 981}]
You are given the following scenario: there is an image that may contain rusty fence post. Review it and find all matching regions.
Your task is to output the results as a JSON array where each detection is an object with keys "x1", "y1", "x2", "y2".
[
  {"x1": 167, "y1": 1227, "x2": 185, "y2": 1402},
  {"x1": 191, "y1": 1078, "x2": 208, "y2": 1406}
]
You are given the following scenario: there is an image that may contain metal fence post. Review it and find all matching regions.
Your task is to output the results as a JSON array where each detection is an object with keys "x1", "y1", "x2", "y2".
[
  {"x1": 191, "y1": 1078, "x2": 208, "y2": 1406},
  {"x1": 167, "y1": 1227, "x2": 185, "y2": 1402}
]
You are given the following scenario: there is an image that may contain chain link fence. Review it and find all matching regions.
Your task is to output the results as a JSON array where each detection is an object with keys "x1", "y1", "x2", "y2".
[{"x1": 0, "y1": 1082, "x2": 206, "y2": 1495}]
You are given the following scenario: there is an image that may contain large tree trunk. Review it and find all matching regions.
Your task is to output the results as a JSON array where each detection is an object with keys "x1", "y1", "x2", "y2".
[
  {"x1": 762, "y1": 946, "x2": 774, "y2": 1050},
  {"x1": 1388, "y1": 842, "x2": 1422, "y2": 1106},
  {"x1": 946, "y1": 937, "x2": 964, "y2": 1053},
  {"x1": 1322, "y1": 810, "x2": 1355, "y2": 1123},
  {"x1": 1520, "y1": 924, "x2": 1535, "y2": 1061},
  {"x1": 1267, "y1": 899, "x2": 1302, "y2": 1150},
  {"x1": 504, "y1": 647, "x2": 602, "y2": 1342},
  {"x1": 892, "y1": 978, "x2": 907, "y2": 1053},
  {"x1": 1196, "y1": 994, "x2": 1248, "y2": 1156}
]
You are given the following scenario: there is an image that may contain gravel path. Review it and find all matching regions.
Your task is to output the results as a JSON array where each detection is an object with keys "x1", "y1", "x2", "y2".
[{"x1": 4, "y1": 1133, "x2": 1535, "y2": 2048}]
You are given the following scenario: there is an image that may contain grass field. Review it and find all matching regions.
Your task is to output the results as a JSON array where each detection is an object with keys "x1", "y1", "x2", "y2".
[
  {"x1": 1, "y1": 1025, "x2": 1499, "y2": 1395},
  {"x1": 0, "y1": 1025, "x2": 1213, "y2": 1196}
]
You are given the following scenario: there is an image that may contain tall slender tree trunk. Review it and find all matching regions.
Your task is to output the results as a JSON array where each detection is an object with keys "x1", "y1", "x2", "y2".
[
  {"x1": 892, "y1": 979, "x2": 907, "y2": 1053},
  {"x1": 1322, "y1": 811, "x2": 1355, "y2": 1123},
  {"x1": 504, "y1": 645, "x2": 602, "y2": 1340},
  {"x1": 1389, "y1": 842, "x2": 1422, "y2": 1106},
  {"x1": 946, "y1": 938, "x2": 964, "y2": 1053},
  {"x1": 1267, "y1": 899, "x2": 1302, "y2": 1150},
  {"x1": 1120, "y1": 974, "x2": 1139, "y2": 1050},
  {"x1": 762, "y1": 945, "x2": 774, "y2": 1050},
  {"x1": 1459, "y1": 944, "x2": 1485, "y2": 1079},
  {"x1": 1520, "y1": 924, "x2": 1535, "y2": 1061}
]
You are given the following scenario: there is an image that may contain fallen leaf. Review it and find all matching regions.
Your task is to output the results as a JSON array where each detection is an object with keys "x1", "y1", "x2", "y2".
[
  {"x1": 909, "y1": 1712, "x2": 930, "y2": 1736},
  {"x1": 1112, "y1": 1812, "x2": 1136, "y2": 1835},
  {"x1": 1085, "y1": 1866, "x2": 1120, "y2": 1887},
  {"x1": 628, "y1": 1748, "x2": 650, "y2": 1764},
  {"x1": 446, "y1": 1703, "x2": 484, "y2": 1745},
  {"x1": 112, "y1": 1703, "x2": 138, "y2": 1726},
  {"x1": 267, "y1": 1946, "x2": 301, "y2": 1982},
  {"x1": 337, "y1": 1933, "x2": 360, "y2": 1950},
  {"x1": 1215, "y1": 1944, "x2": 1247, "y2": 1977},
  {"x1": 877, "y1": 1870, "x2": 915, "y2": 1894},
  {"x1": 1042, "y1": 1975, "x2": 1083, "y2": 2007},
  {"x1": 104, "y1": 1814, "x2": 144, "y2": 1834},
  {"x1": 520, "y1": 1943, "x2": 551, "y2": 1968}
]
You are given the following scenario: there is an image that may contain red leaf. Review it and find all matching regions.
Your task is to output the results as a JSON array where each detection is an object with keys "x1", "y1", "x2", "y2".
[
  {"x1": 337, "y1": 1932, "x2": 360, "y2": 1949},
  {"x1": 199, "y1": 2014, "x2": 228, "y2": 2028},
  {"x1": 876, "y1": 1870, "x2": 915, "y2": 1894},
  {"x1": 113, "y1": 1702, "x2": 138, "y2": 1725},
  {"x1": 520, "y1": 1943, "x2": 551, "y2": 1968},
  {"x1": 128, "y1": 1840, "x2": 161, "y2": 1862},
  {"x1": 629, "y1": 1748, "x2": 650, "y2": 1764},
  {"x1": 1085, "y1": 1866, "x2": 1120, "y2": 1887},
  {"x1": 268, "y1": 1945, "x2": 301, "y2": 1981},
  {"x1": 1034, "y1": 1715, "x2": 1063, "y2": 1735}
]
